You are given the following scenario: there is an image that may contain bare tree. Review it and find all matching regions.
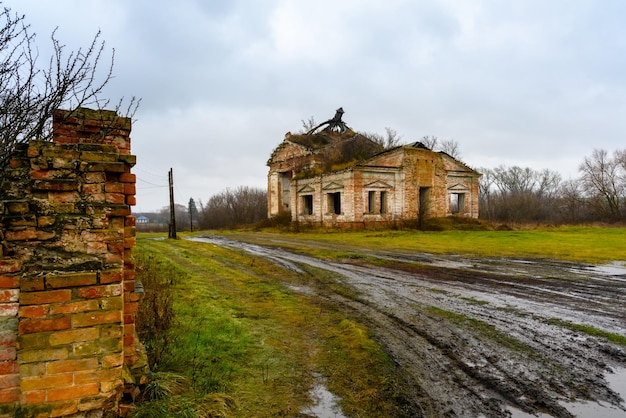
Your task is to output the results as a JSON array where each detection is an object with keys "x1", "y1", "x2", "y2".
[
  {"x1": 439, "y1": 138, "x2": 462, "y2": 160},
  {"x1": 480, "y1": 165, "x2": 563, "y2": 223},
  {"x1": 300, "y1": 116, "x2": 316, "y2": 133},
  {"x1": 420, "y1": 135, "x2": 438, "y2": 150},
  {"x1": 361, "y1": 127, "x2": 403, "y2": 150},
  {"x1": 0, "y1": 4, "x2": 139, "y2": 168},
  {"x1": 419, "y1": 136, "x2": 462, "y2": 160},
  {"x1": 197, "y1": 186, "x2": 267, "y2": 229},
  {"x1": 579, "y1": 149, "x2": 623, "y2": 220}
]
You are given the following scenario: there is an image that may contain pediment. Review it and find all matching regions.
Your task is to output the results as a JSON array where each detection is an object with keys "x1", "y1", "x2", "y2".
[
  {"x1": 297, "y1": 185, "x2": 316, "y2": 193},
  {"x1": 448, "y1": 183, "x2": 469, "y2": 192},
  {"x1": 364, "y1": 180, "x2": 393, "y2": 189},
  {"x1": 322, "y1": 181, "x2": 344, "y2": 191}
]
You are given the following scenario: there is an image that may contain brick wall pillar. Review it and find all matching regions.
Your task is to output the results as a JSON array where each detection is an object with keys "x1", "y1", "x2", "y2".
[{"x1": 0, "y1": 108, "x2": 138, "y2": 417}]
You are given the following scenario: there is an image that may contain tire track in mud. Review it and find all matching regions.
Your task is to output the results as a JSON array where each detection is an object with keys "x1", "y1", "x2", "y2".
[{"x1": 191, "y1": 236, "x2": 626, "y2": 418}]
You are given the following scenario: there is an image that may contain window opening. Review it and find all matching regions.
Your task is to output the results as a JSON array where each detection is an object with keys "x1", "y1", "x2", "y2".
[
  {"x1": 328, "y1": 192, "x2": 341, "y2": 215},
  {"x1": 380, "y1": 191, "x2": 387, "y2": 214},
  {"x1": 302, "y1": 195, "x2": 313, "y2": 215},
  {"x1": 450, "y1": 193, "x2": 464, "y2": 214},
  {"x1": 368, "y1": 191, "x2": 376, "y2": 213}
]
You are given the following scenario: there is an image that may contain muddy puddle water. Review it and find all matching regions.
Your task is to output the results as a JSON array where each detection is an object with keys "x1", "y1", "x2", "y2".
[
  {"x1": 509, "y1": 368, "x2": 626, "y2": 417},
  {"x1": 300, "y1": 374, "x2": 347, "y2": 418}
]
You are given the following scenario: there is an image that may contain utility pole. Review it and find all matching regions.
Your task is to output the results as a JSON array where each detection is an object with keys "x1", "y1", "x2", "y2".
[
  {"x1": 188, "y1": 197, "x2": 196, "y2": 232},
  {"x1": 168, "y1": 168, "x2": 177, "y2": 239}
]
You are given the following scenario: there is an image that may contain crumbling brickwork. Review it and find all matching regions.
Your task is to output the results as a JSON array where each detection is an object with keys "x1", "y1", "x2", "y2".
[
  {"x1": 0, "y1": 108, "x2": 139, "y2": 417},
  {"x1": 268, "y1": 129, "x2": 481, "y2": 227}
]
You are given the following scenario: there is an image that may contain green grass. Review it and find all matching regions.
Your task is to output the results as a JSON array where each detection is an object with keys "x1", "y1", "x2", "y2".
[
  {"x1": 218, "y1": 225, "x2": 626, "y2": 264},
  {"x1": 546, "y1": 318, "x2": 626, "y2": 346},
  {"x1": 133, "y1": 237, "x2": 409, "y2": 417},
  {"x1": 424, "y1": 306, "x2": 535, "y2": 355}
]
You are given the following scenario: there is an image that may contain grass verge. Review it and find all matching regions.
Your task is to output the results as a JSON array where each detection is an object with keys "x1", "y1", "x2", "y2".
[
  {"x1": 216, "y1": 225, "x2": 626, "y2": 264},
  {"x1": 133, "y1": 237, "x2": 412, "y2": 417}
]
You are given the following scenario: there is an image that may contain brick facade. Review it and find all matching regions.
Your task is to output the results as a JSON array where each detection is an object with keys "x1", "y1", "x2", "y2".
[
  {"x1": 268, "y1": 131, "x2": 481, "y2": 227},
  {"x1": 0, "y1": 108, "x2": 139, "y2": 417}
]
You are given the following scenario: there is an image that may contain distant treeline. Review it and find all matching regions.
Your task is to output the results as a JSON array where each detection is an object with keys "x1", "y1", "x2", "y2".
[
  {"x1": 479, "y1": 148, "x2": 626, "y2": 224},
  {"x1": 137, "y1": 147, "x2": 626, "y2": 231}
]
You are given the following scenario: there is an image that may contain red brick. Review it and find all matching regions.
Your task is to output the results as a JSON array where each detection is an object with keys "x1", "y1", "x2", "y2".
[
  {"x1": 105, "y1": 182, "x2": 124, "y2": 193},
  {"x1": 123, "y1": 335, "x2": 134, "y2": 347},
  {"x1": 29, "y1": 169, "x2": 56, "y2": 180},
  {"x1": 82, "y1": 183, "x2": 102, "y2": 194},
  {"x1": 21, "y1": 373, "x2": 73, "y2": 391},
  {"x1": 124, "y1": 226, "x2": 136, "y2": 238},
  {"x1": 0, "y1": 347, "x2": 16, "y2": 361},
  {"x1": 49, "y1": 191, "x2": 80, "y2": 203},
  {"x1": 75, "y1": 368, "x2": 120, "y2": 384},
  {"x1": 37, "y1": 216, "x2": 56, "y2": 227},
  {"x1": 124, "y1": 302, "x2": 138, "y2": 314},
  {"x1": 0, "y1": 260, "x2": 21, "y2": 275},
  {"x1": 0, "y1": 289, "x2": 18, "y2": 303},
  {"x1": 123, "y1": 314, "x2": 135, "y2": 325},
  {"x1": 0, "y1": 303, "x2": 18, "y2": 316},
  {"x1": 0, "y1": 276, "x2": 19, "y2": 288},
  {"x1": 127, "y1": 292, "x2": 140, "y2": 302},
  {"x1": 101, "y1": 354, "x2": 123, "y2": 368},
  {"x1": 49, "y1": 300, "x2": 99, "y2": 315},
  {"x1": 21, "y1": 389, "x2": 46, "y2": 404},
  {"x1": 5, "y1": 228, "x2": 37, "y2": 241},
  {"x1": 105, "y1": 193, "x2": 125, "y2": 204},
  {"x1": 84, "y1": 172, "x2": 106, "y2": 183},
  {"x1": 124, "y1": 237, "x2": 136, "y2": 249},
  {"x1": 123, "y1": 183, "x2": 136, "y2": 195},
  {"x1": 19, "y1": 347, "x2": 68, "y2": 363},
  {"x1": 1, "y1": 333, "x2": 18, "y2": 347},
  {"x1": 72, "y1": 311, "x2": 121, "y2": 328},
  {"x1": 5, "y1": 201, "x2": 29, "y2": 214},
  {"x1": 20, "y1": 289, "x2": 71, "y2": 305},
  {"x1": 32, "y1": 180, "x2": 78, "y2": 192},
  {"x1": 19, "y1": 317, "x2": 71, "y2": 334},
  {"x1": 0, "y1": 361, "x2": 18, "y2": 374},
  {"x1": 50, "y1": 400, "x2": 79, "y2": 416},
  {"x1": 104, "y1": 252, "x2": 123, "y2": 264},
  {"x1": 0, "y1": 373, "x2": 19, "y2": 389},
  {"x1": 49, "y1": 327, "x2": 99, "y2": 346},
  {"x1": 107, "y1": 242, "x2": 125, "y2": 254},
  {"x1": 123, "y1": 269, "x2": 136, "y2": 281},
  {"x1": 47, "y1": 358, "x2": 98, "y2": 374},
  {"x1": 46, "y1": 272, "x2": 98, "y2": 289},
  {"x1": 77, "y1": 284, "x2": 122, "y2": 299},
  {"x1": 126, "y1": 195, "x2": 137, "y2": 206},
  {"x1": 20, "y1": 277, "x2": 44, "y2": 292},
  {"x1": 125, "y1": 215, "x2": 136, "y2": 227},
  {"x1": 18, "y1": 305, "x2": 47, "y2": 318},
  {"x1": 119, "y1": 173, "x2": 136, "y2": 183},
  {"x1": 100, "y1": 270, "x2": 122, "y2": 284},
  {"x1": 47, "y1": 383, "x2": 99, "y2": 401},
  {"x1": 0, "y1": 387, "x2": 20, "y2": 403}
]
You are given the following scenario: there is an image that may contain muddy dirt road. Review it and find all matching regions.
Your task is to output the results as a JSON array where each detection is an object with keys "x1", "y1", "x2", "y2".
[{"x1": 192, "y1": 236, "x2": 626, "y2": 418}]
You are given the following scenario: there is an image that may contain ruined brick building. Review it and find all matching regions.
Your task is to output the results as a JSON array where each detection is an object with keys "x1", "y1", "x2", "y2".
[
  {"x1": 267, "y1": 109, "x2": 481, "y2": 226},
  {"x1": 0, "y1": 108, "x2": 143, "y2": 417}
]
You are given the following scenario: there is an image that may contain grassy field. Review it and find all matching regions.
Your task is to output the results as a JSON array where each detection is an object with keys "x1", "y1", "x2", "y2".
[
  {"x1": 132, "y1": 225, "x2": 625, "y2": 416},
  {"x1": 133, "y1": 237, "x2": 411, "y2": 417},
  {"x1": 217, "y1": 225, "x2": 626, "y2": 264}
]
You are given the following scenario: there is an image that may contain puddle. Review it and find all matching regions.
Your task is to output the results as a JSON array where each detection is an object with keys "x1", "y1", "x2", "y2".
[
  {"x1": 301, "y1": 374, "x2": 347, "y2": 418},
  {"x1": 509, "y1": 368, "x2": 626, "y2": 417}
]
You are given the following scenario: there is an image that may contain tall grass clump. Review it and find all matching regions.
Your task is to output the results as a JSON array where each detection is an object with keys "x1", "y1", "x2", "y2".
[{"x1": 135, "y1": 250, "x2": 181, "y2": 367}]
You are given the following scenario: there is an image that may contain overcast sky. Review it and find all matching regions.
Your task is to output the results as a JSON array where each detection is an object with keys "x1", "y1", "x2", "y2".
[{"x1": 8, "y1": 0, "x2": 626, "y2": 212}]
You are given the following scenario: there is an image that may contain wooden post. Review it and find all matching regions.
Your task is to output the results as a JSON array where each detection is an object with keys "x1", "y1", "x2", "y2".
[{"x1": 168, "y1": 168, "x2": 177, "y2": 239}]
